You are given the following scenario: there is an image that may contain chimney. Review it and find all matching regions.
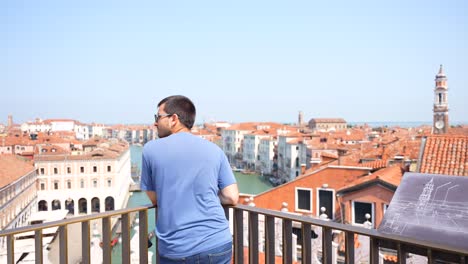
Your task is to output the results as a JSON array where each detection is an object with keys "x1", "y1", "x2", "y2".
[{"x1": 301, "y1": 164, "x2": 306, "y2": 175}]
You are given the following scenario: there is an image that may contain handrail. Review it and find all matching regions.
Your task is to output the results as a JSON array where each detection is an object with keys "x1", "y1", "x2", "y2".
[
  {"x1": 0, "y1": 204, "x2": 155, "y2": 237},
  {"x1": 229, "y1": 204, "x2": 468, "y2": 256},
  {"x1": 1, "y1": 203, "x2": 466, "y2": 264}
]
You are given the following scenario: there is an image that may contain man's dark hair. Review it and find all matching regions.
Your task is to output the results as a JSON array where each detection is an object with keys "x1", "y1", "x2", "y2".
[{"x1": 158, "y1": 95, "x2": 196, "y2": 129}]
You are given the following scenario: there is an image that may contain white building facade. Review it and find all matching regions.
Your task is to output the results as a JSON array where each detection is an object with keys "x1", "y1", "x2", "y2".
[{"x1": 34, "y1": 142, "x2": 132, "y2": 216}]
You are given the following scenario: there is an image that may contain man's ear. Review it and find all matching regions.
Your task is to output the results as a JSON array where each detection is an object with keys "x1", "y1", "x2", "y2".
[{"x1": 172, "y1": 114, "x2": 179, "y2": 128}]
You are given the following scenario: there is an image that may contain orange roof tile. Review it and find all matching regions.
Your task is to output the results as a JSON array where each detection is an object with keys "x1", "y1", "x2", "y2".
[
  {"x1": 419, "y1": 135, "x2": 467, "y2": 176},
  {"x1": 0, "y1": 155, "x2": 35, "y2": 188},
  {"x1": 337, "y1": 166, "x2": 404, "y2": 193}
]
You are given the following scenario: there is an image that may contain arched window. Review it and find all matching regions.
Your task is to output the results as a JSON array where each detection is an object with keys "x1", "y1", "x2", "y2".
[
  {"x1": 105, "y1": 197, "x2": 114, "y2": 211},
  {"x1": 78, "y1": 198, "x2": 87, "y2": 214},
  {"x1": 91, "y1": 197, "x2": 100, "y2": 213},
  {"x1": 52, "y1": 200, "x2": 61, "y2": 210},
  {"x1": 38, "y1": 200, "x2": 48, "y2": 211},
  {"x1": 65, "y1": 199, "x2": 74, "y2": 215}
]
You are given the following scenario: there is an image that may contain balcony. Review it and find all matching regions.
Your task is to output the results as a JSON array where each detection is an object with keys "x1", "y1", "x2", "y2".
[{"x1": 1, "y1": 204, "x2": 467, "y2": 264}]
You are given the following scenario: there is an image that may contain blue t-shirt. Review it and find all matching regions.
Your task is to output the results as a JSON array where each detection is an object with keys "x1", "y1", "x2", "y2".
[{"x1": 140, "y1": 132, "x2": 236, "y2": 258}]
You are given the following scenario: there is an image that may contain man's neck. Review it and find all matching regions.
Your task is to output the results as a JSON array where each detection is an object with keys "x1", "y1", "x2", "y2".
[{"x1": 172, "y1": 126, "x2": 190, "y2": 134}]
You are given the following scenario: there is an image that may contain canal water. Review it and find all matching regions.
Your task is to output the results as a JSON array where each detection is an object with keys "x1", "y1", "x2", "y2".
[{"x1": 110, "y1": 145, "x2": 274, "y2": 263}]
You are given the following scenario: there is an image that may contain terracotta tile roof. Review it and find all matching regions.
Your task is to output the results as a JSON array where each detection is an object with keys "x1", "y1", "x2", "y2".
[
  {"x1": 309, "y1": 118, "x2": 347, "y2": 123},
  {"x1": 321, "y1": 152, "x2": 338, "y2": 159},
  {"x1": 0, "y1": 155, "x2": 35, "y2": 188},
  {"x1": 248, "y1": 129, "x2": 277, "y2": 136},
  {"x1": 447, "y1": 125, "x2": 468, "y2": 135},
  {"x1": 419, "y1": 135, "x2": 467, "y2": 176},
  {"x1": 355, "y1": 159, "x2": 388, "y2": 169},
  {"x1": 83, "y1": 137, "x2": 107, "y2": 146},
  {"x1": 383, "y1": 254, "x2": 398, "y2": 262},
  {"x1": 34, "y1": 140, "x2": 128, "y2": 162},
  {"x1": 35, "y1": 144, "x2": 69, "y2": 155},
  {"x1": 337, "y1": 166, "x2": 404, "y2": 193}
]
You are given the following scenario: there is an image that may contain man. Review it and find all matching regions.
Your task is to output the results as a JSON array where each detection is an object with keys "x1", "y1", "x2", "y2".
[{"x1": 141, "y1": 95, "x2": 239, "y2": 264}]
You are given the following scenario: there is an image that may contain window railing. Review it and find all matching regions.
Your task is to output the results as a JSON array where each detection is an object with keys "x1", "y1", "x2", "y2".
[{"x1": 1, "y1": 204, "x2": 467, "y2": 264}]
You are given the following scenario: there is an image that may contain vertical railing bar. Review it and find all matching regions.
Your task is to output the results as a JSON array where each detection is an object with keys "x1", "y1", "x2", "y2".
[
  {"x1": 322, "y1": 227, "x2": 332, "y2": 264},
  {"x1": 139, "y1": 210, "x2": 149, "y2": 264},
  {"x1": 233, "y1": 208, "x2": 244, "y2": 264},
  {"x1": 81, "y1": 221, "x2": 90, "y2": 264},
  {"x1": 369, "y1": 237, "x2": 379, "y2": 264},
  {"x1": 59, "y1": 225, "x2": 68, "y2": 264},
  {"x1": 301, "y1": 223, "x2": 312, "y2": 264},
  {"x1": 282, "y1": 219, "x2": 292, "y2": 264},
  {"x1": 102, "y1": 217, "x2": 112, "y2": 264},
  {"x1": 345, "y1": 231, "x2": 355, "y2": 264},
  {"x1": 265, "y1": 215, "x2": 275, "y2": 264},
  {"x1": 35, "y1": 229, "x2": 43, "y2": 264},
  {"x1": 224, "y1": 207, "x2": 230, "y2": 221},
  {"x1": 249, "y1": 211, "x2": 259, "y2": 264},
  {"x1": 460, "y1": 255, "x2": 466, "y2": 264},
  {"x1": 7, "y1": 234, "x2": 14, "y2": 264},
  {"x1": 121, "y1": 213, "x2": 131, "y2": 264},
  {"x1": 397, "y1": 243, "x2": 406, "y2": 264},
  {"x1": 427, "y1": 249, "x2": 433, "y2": 264}
]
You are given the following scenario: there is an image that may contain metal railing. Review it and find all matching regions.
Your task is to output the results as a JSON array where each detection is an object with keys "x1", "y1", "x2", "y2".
[
  {"x1": 1, "y1": 204, "x2": 467, "y2": 264},
  {"x1": 0, "y1": 205, "x2": 154, "y2": 264}
]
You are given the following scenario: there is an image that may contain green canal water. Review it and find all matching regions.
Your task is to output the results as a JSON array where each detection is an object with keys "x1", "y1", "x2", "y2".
[{"x1": 110, "y1": 145, "x2": 273, "y2": 263}]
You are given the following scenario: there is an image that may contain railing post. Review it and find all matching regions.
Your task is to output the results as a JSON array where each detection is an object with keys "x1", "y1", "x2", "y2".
[
  {"x1": 224, "y1": 206, "x2": 230, "y2": 221},
  {"x1": 7, "y1": 234, "x2": 14, "y2": 264},
  {"x1": 397, "y1": 243, "x2": 406, "y2": 264},
  {"x1": 301, "y1": 223, "x2": 312, "y2": 264},
  {"x1": 248, "y1": 211, "x2": 259, "y2": 264},
  {"x1": 102, "y1": 217, "x2": 112, "y2": 264},
  {"x1": 121, "y1": 213, "x2": 131, "y2": 264},
  {"x1": 369, "y1": 237, "x2": 379, "y2": 264},
  {"x1": 81, "y1": 221, "x2": 90, "y2": 264},
  {"x1": 265, "y1": 215, "x2": 275, "y2": 264},
  {"x1": 59, "y1": 225, "x2": 68, "y2": 264},
  {"x1": 35, "y1": 229, "x2": 43, "y2": 264},
  {"x1": 322, "y1": 227, "x2": 332, "y2": 264},
  {"x1": 427, "y1": 249, "x2": 434, "y2": 264},
  {"x1": 139, "y1": 210, "x2": 149, "y2": 264},
  {"x1": 282, "y1": 219, "x2": 292, "y2": 264},
  {"x1": 345, "y1": 231, "x2": 355, "y2": 264},
  {"x1": 233, "y1": 208, "x2": 244, "y2": 264}
]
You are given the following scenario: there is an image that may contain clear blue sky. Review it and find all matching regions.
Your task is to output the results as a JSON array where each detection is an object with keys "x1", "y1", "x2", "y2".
[{"x1": 1, "y1": 0, "x2": 467, "y2": 125}]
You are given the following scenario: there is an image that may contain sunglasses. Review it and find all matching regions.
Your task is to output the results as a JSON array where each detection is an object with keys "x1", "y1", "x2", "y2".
[{"x1": 154, "y1": 113, "x2": 172, "y2": 122}]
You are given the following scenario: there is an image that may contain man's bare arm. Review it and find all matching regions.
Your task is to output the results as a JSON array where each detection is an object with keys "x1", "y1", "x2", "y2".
[
  {"x1": 145, "y1": 191, "x2": 157, "y2": 206},
  {"x1": 219, "y1": 183, "x2": 239, "y2": 205}
]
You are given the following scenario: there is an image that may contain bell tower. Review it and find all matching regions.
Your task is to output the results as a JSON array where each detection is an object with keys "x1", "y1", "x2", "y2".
[{"x1": 433, "y1": 65, "x2": 449, "y2": 134}]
